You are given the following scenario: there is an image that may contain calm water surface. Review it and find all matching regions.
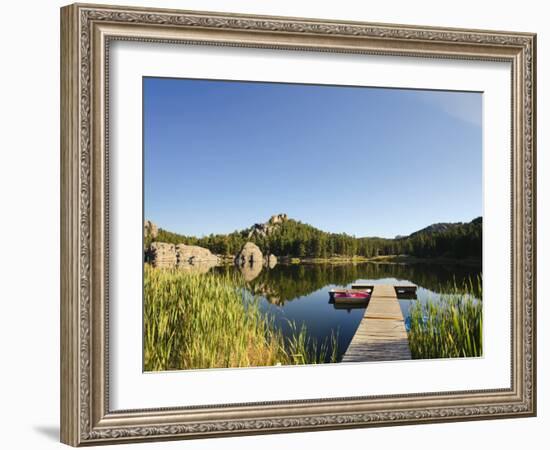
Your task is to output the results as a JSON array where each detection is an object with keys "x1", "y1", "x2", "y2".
[{"x1": 214, "y1": 262, "x2": 481, "y2": 362}]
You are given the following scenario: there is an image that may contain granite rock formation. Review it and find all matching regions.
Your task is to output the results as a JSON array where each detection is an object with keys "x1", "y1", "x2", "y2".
[
  {"x1": 235, "y1": 242, "x2": 263, "y2": 266},
  {"x1": 247, "y1": 213, "x2": 288, "y2": 238},
  {"x1": 147, "y1": 242, "x2": 176, "y2": 268},
  {"x1": 176, "y1": 244, "x2": 220, "y2": 266},
  {"x1": 144, "y1": 220, "x2": 158, "y2": 239}
]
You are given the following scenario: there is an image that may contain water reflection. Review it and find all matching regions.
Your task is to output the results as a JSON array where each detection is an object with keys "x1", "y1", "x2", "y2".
[
  {"x1": 176, "y1": 259, "x2": 219, "y2": 274},
  {"x1": 329, "y1": 295, "x2": 370, "y2": 312},
  {"x1": 237, "y1": 261, "x2": 263, "y2": 282},
  {"x1": 212, "y1": 262, "x2": 481, "y2": 362},
  {"x1": 215, "y1": 261, "x2": 480, "y2": 305}
]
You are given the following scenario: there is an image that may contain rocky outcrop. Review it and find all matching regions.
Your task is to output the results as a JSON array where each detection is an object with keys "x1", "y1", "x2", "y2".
[
  {"x1": 146, "y1": 242, "x2": 219, "y2": 271},
  {"x1": 247, "y1": 223, "x2": 269, "y2": 239},
  {"x1": 235, "y1": 242, "x2": 263, "y2": 266},
  {"x1": 144, "y1": 220, "x2": 158, "y2": 239},
  {"x1": 247, "y1": 213, "x2": 288, "y2": 238},
  {"x1": 269, "y1": 213, "x2": 288, "y2": 225},
  {"x1": 176, "y1": 244, "x2": 220, "y2": 266},
  {"x1": 147, "y1": 242, "x2": 176, "y2": 268}
]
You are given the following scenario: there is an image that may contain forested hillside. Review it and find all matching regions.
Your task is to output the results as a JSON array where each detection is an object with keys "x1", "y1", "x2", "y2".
[{"x1": 149, "y1": 215, "x2": 482, "y2": 260}]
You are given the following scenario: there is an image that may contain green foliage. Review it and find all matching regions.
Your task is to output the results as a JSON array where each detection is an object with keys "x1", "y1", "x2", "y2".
[
  {"x1": 144, "y1": 265, "x2": 338, "y2": 371},
  {"x1": 284, "y1": 321, "x2": 339, "y2": 365},
  {"x1": 214, "y1": 261, "x2": 480, "y2": 306},
  {"x1": 149, "y1": 216, "x2": 482, "y2": 261},
  {"x1": 143, "y1": 234, "x2": 153, "y2": 251},
  {"x1": 156, "y1": 228, "x2": 247, "y2": 255},
  {"x1": 405, "y1": 217, "x2": 482, "y2": 259},
  {"x1": 408, "y1": 278, "x2": 483, "y2": 359}
]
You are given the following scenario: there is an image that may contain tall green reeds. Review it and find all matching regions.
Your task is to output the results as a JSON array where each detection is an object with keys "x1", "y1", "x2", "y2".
[
  {"x1": 407, "y1": 277, "x2": 482, "y2": 359},
  {"x1": 144, "y1": 265, "x2": 337, "y2": 371},
  {"x1": 285, "y1": 321, "x2": 339, "y2": 365}
]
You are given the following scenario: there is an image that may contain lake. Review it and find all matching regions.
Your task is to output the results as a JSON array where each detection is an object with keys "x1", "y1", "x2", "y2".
[{"x1": 214, "y1": 262, "x2": 481, "y2": 362}]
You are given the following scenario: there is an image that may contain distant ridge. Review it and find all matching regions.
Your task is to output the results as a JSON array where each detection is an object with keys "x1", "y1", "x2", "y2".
[
  {"x1": 146, "y1": 214, "x2": 482, "y2": 261},
  {"x1": 407, "y1": 217, "x2": 482, "y2": 239}
]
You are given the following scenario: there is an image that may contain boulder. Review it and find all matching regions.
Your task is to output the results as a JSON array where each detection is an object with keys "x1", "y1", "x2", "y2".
[
  {"x1": 147, "y1": 242, "x2": 176, "y2": 268},
  {"x1": 235, "y1": 242, "x2": 263, "y2": 266},
  {"x1": 176, "y1": 244, "x2": 220, "y2": 266},
  {"x1": 144, "y1": 220, "x2": 158, "y2": 239}
]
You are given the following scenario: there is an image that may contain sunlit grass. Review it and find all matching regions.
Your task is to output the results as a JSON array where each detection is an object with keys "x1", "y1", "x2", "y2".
[
  {"x1": 144, "y1": 265, "x2": 337, "y2": 371},
  {"x1": 407, "y1": 277, "x2": 482, "y2": 359}
]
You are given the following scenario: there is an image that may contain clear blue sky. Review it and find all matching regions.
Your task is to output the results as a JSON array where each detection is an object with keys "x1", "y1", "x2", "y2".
[{"x1": 144, "y1": 77, "x2": 482, "y2": 238}]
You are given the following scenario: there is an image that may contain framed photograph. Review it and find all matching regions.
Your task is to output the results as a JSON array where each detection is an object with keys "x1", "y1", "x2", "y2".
[{"x1": 60, "y1": 3, "x2": 536, "y2": 446}]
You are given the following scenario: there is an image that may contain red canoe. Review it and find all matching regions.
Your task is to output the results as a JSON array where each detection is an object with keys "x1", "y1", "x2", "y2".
[{"x1": 333, "y1": 290, "x2": 370, "y2": 303}]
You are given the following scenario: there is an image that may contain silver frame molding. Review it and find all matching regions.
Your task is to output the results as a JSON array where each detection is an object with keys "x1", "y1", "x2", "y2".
[{"x1": 60, "y1": 3, "x2": 536, "y2": 446}]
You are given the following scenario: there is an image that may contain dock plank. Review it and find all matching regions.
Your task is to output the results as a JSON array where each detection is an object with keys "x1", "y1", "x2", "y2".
[{"x1": 341, "y1": 284, "x2": 412, "y2": 362}]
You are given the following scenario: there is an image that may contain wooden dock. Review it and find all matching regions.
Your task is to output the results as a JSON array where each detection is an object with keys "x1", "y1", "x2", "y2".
[{"x1": 341, "y1": 284, "x2": 412, "y2": 362}]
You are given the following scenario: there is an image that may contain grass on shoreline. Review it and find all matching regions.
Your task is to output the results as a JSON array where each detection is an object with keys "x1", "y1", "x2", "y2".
[
  {"x1": 407, "y1": 278, "x2": 482, "y2": 359},
  {"x1": 218, "y1": 254, "x2": 481, "y2": 267},
  {"x1": 301, "y1": 254, "x2": 482, "y2": 266},
  {"x1": 144, "y1": 264, "x2": 482, "y2": 368},
  {"x1": 144, "y1": 265, "x2": 337, "y2": 371}
]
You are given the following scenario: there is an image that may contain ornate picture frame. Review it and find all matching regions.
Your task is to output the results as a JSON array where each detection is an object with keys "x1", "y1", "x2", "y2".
[{"x1": 60, "y1": 3, "x2": 536, "y2": 446}]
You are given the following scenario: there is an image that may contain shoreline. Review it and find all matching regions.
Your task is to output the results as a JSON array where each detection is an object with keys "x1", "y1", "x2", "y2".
[{"x1": 215, "y1": 254, "x2": 482, "y2": 267}]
